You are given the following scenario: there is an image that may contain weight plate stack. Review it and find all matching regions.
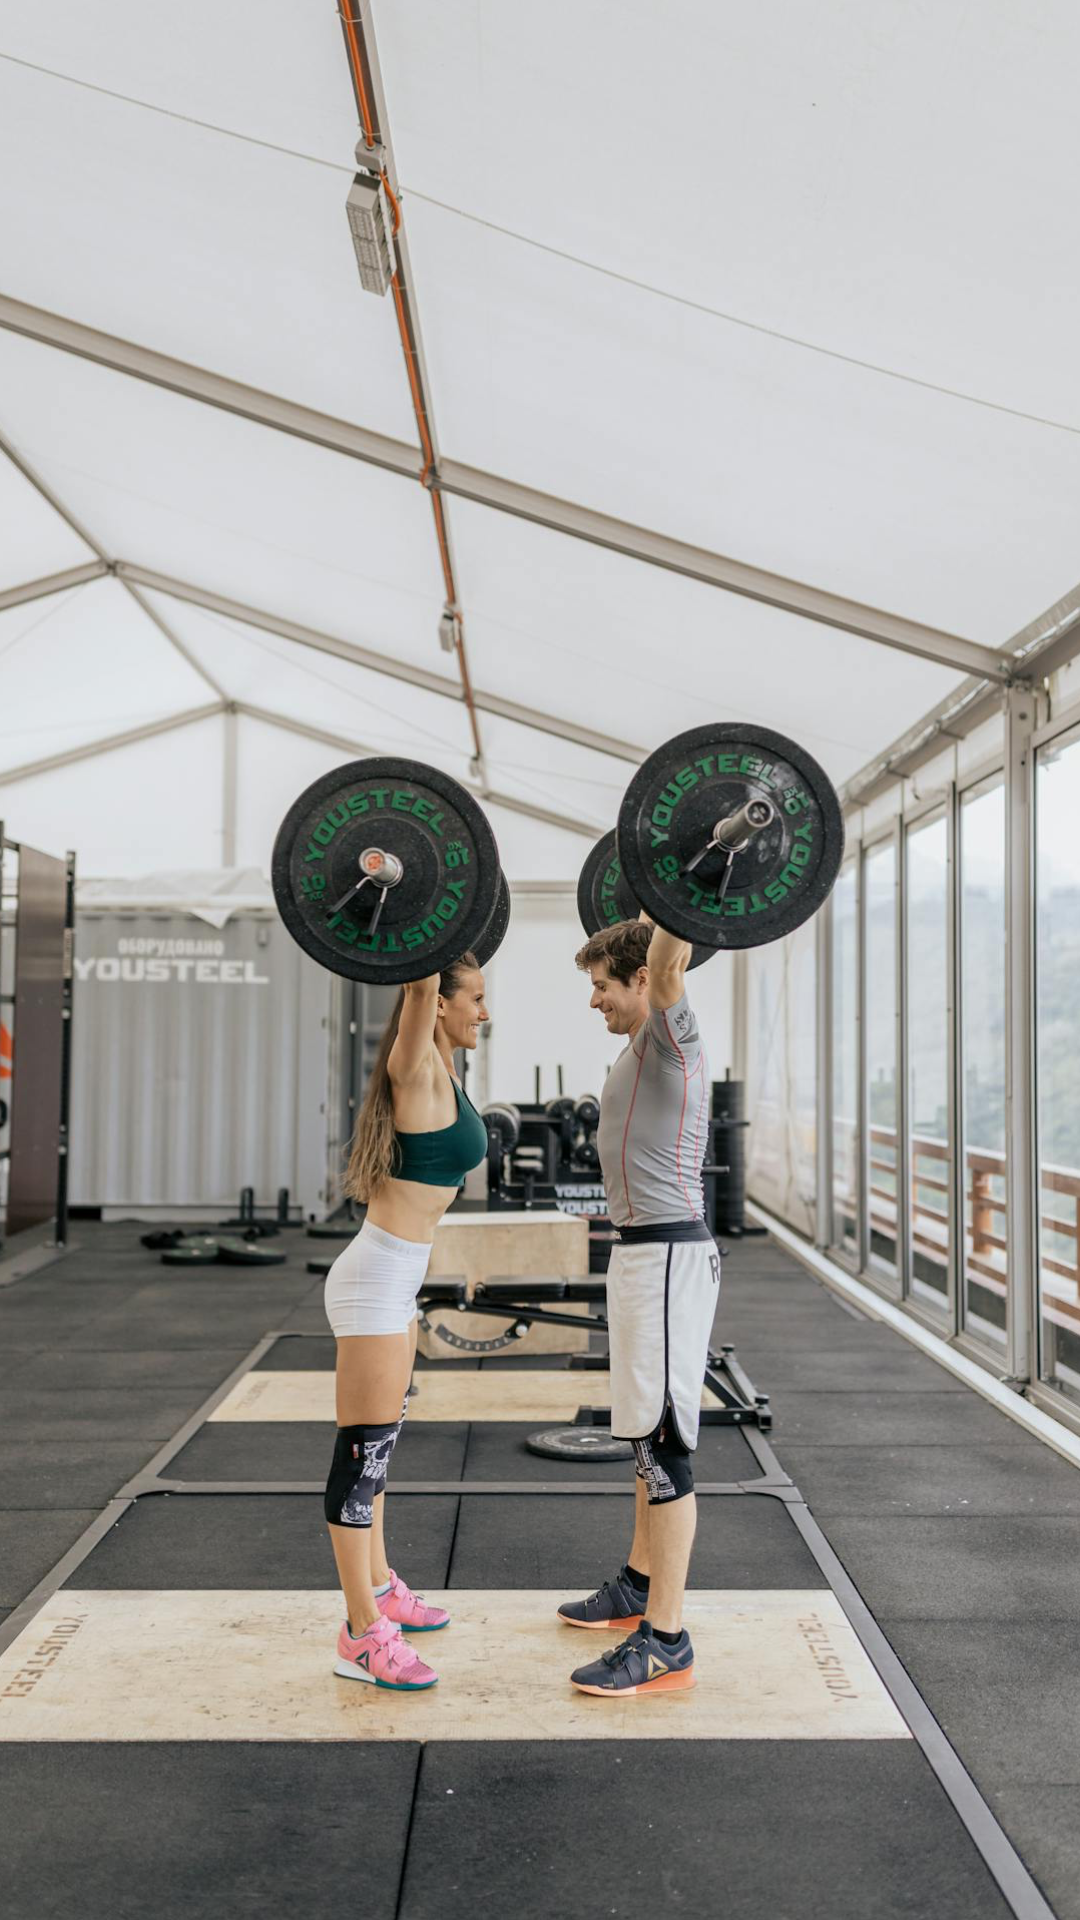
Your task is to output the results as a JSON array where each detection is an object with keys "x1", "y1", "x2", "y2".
[
  {"x1": 473, "y1": 869, "x2": 511, "y2": 968},
  {"x1": 617, "y1": 724, "x2": 844, "y2": 953},
  {"x1": 577, "y1": 828, "x2": 710, "y2": 968},
  {"x1": 271, "y1": 758, "x2": 501, "y2": 984}
]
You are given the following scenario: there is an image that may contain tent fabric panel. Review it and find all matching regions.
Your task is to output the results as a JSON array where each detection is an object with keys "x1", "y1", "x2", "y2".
[
  {"x1": 448, "y1": 498, "x2": 965, "y2": 787},
  {"x1": 0, "y1": 714, "x2": 227, "y2": 873},
  {"x1": 478, "y1": 714, "x2": 628, "y2": 836},
  {"x1": 377, "y1": 0, "x2": 1080, "y2": 430},
  {"x1": 0, "y1": 577, "x2": 216, "y2": 774},
  {"x1": 0, "y1": 58, "x2": 416, "y2": 439},
  {"x1": 235, "y1": 714, "x2": 591, "y2": 883},
  {"x1": 402, "y1": 198, "x2": 1080, "y2": 645},
  {"x1": 0, "y1": 0, "x2": 360, "y2": 168},
  {"x1": 0, "y1": 332, "x2": 445, "y2": 672},
  {"x1": 0, "y1": 454, "x2": 94, "y2": 589},
  {"x1": 138, "y1": 593, "x2": 476, "y2": 765}
]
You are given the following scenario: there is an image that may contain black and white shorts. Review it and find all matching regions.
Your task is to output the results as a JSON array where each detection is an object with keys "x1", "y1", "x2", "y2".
[{"x1": 605, "y1": 1221, "x2": 720, "y2": 1450}]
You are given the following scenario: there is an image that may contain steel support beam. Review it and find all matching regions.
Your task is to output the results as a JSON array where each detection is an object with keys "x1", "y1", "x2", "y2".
[
  {"x1": 437, "y1": 460, "x2": 1008, "y2": 680},
  {"x1": 1003, "y1": 687, "x2": 1039, "y2": 1387},
  {"x1": 841, "y1": 580, "x2": 1080, "y2": 813},
  {"x1": 0, "y1": 292, "x2": 420, "y2": 479},
  {"x1": 0, "y1": 702, "x2": 225, "y2": 787},
  {"x1": 0, "y1": 294, "x2": 1006, "y2": 680},
  {"x1": 235, "y1": 702, "x2": 601, "y2": 839},
  {"x1": 0, "y1": 427, "x2": 226, "y2": 700},
  {"x1": 0, "y1": 559, "x2": 108, "y2": 613},
  {"x1": 116, "y1": 563, "x2": 645, "y2": 764},
  {"x1": 222, "y1": 705, "x2": 239, "y2": 867}
]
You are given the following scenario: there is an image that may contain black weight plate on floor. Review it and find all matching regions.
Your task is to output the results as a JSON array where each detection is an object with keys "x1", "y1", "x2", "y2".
[
  {"x1": 577, "y1": 829, "x2": 710, "y2": 968},
  {"x1": 306, "y1": 1221, "x2": 358, "y2": 1240},
  {"x1": 271, "y1": 757, "x2": 500, "y2": 983},
  {"x1": 216, "y1": 1237, "x2": 287, "y2": 1266},
  {"x1": 526, "y1": 1426, "x2": 634, "y2": 1462},
  {"x1": 618, "y1": 724, "x2": 844, "y2": 951},
  {"x1": 473, "y1": 869, "x2": 511, "y2": 967},
  {"x1": 160, "y1": 1237, "x2": 220, "y2": 1266}
]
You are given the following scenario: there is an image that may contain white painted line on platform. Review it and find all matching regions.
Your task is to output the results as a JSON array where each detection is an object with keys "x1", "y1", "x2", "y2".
[
  {"x1": 0, "y1": 1589, "x2": 909, "y2": 1742},
  {"x1": 208, "y1": 1371, "x2": 724, "y2": 1424}
]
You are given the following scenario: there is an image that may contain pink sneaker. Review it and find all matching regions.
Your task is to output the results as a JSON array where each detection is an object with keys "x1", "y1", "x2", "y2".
[
  {"x1": 377, "y1": 1570, "x2": 450, "y2": 1633},
  {"x1": 334, "y1": 1616, "x2": 438, "y2": 1690}
]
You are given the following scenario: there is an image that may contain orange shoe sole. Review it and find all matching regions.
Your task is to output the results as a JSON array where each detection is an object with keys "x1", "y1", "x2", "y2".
[
  {"x1": 572, "y1": 1667, "x2": 695, "y2": 1697},
  {"x1": 557, "y1": 1612, "x2": 645, "y2": 1631}
]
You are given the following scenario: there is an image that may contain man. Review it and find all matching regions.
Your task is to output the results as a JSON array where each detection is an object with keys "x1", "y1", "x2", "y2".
[{"x1": 560, "y1": 915, "x2": 717, "y2": 1695}]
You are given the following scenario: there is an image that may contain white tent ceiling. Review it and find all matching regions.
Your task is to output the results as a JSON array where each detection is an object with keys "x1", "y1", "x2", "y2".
[{"x1": 1, "y1": 1, "x2": 1078, "y2": 879}]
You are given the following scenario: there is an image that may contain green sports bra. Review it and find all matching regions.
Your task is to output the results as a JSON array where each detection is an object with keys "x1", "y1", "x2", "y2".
[{"x1": 393, "y1": 1078, "x2": 488, "y2": 1189}]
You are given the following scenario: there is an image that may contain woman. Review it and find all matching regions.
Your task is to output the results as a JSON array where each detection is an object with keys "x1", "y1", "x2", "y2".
[{"x1": 323, "y1": 952, "x2": 488, "y2": 1691}]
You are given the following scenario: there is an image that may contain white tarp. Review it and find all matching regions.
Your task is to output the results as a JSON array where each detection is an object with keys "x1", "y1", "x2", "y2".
[{"x1": 1, "y1": 1, "x2": 1078, "y2": 883}]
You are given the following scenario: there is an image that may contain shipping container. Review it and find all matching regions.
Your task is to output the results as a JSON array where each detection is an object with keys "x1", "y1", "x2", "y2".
[{"x1": 69, "y1": 906, "x2": 353, "y2": 1218}]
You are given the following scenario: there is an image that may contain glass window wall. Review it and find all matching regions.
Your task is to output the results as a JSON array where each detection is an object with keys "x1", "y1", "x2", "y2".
[
  {"x1": 906, "y1": 814, "x2": 951, "y2": 1308},
  {"x1": 1036, "y1": 733, "x2": 1080, "y2": 1406},
  {"x1": 830, "y1": 862, "x2": 858, "y2": 1257},
  {"x1": 865, "y1": 840, "x2": 899, "y2": 1275},
  {"x1": 959, "y1": 783, "x2": 1007, "y2": 1349}
]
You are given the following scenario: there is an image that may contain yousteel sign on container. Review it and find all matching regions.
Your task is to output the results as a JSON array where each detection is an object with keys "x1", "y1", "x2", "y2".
[{"x1": 70, "y1": 909, "x2": 348, "y2": 1217}]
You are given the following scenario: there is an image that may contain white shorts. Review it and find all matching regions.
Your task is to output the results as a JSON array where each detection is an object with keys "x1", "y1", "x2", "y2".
[
  {"x1": 605, "y1": 1232, "x2": 721, "y2": 1450},
  {"x1": 323, "y1": 1220, "x2": 433, "y2": 1337}
]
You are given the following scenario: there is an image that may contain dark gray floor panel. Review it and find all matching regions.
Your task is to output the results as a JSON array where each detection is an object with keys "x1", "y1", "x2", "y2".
[
  {"x1": 885, "y1": 1620, "x2": 1080, "y2": 1787},
  {"x1": 169, "y1": 1421, "x2": 470, "y2": 1482},
  {"x1": 73, "y1": 1492, "x2": 459, "y2": 1590},
  {"x1": 731, "y1": 1343, "x2": 965, "y2": 1393},
  {"x1": 0, "y1": 1510, "x2": 100, "y2": 1606},
  {"x1": 828, "y1": 1515, "x2": 1080, "y2": 1620},
  {"x1": 461, "y1": 1421, "x2": 758, "y2": 1484},
  {"x1": 0, "y1": 1438, "x2": 158, "y2": 1511},
  {"x1": 400, "y1": 1742, "x2": 1009, "y2": 1920},
  {"x1": 0, "y1": 1387, "x2": 218, "y2": 1441},
  {"x1": 781, "y1": 1441, "x2": 1080, "y2": 1518},
  {"x1": 987, "y1": 1787, "x2": 1080, "y2": 1920},
  {"x1": 767, "y1": 1388, "x2": 1022, "y2": 1446},
  {"x1": 14, "y1": 1347, "x2": 250, "y2": 1390},
  {"x1": 449, "y1": 1490, "x2": 827, "y2": 1590},
  {"x1": 719, "y1": 1298, "x2": 891, "y2": 1338},
  {"x1": 263, "y1": 1335, "x2": 337, "y2": 1371},
  {"x1": 1, "y1": 1744, "x2": 417, "y2": 1920}
]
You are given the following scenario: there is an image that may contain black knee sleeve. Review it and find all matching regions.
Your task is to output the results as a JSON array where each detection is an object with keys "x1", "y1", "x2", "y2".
[
  {"x1": 632, "y1": 1417, "x2": 694, "y2": 1504},
  {"x1": 324, "y1": 1421, "x2": 401, "y2": 1528}
]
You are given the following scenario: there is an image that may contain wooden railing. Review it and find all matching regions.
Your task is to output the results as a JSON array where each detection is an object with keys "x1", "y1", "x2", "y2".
[{"x1": 832, "y1": 1122, "x2": 1080, "y2": 1333}]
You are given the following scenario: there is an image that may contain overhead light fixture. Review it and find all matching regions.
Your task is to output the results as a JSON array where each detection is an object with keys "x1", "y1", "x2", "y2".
[
  {"x1": 346, "y1": 148, "x2": 394, "y2": 297},
  {"x1": 438, "y1": 610, "x2": 459, "y2": 654}
]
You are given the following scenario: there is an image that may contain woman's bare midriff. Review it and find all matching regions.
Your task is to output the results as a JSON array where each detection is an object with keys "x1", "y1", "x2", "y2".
[{"x1": 365, "y1": 1175, "x2": 459, "y2": 1244}]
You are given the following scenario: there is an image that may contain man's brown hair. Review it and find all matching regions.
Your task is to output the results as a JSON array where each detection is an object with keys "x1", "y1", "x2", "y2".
[{"x1": 574, "y1": 919, "x2": 652, "y2": 985}]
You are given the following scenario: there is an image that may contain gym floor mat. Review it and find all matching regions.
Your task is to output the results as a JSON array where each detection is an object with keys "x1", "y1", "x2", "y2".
[
  {"x1": 448, "y1": 1491, "x2": 828, "y2": 1591},
  {"x1": 208, "y1": 1369, "x2": 727, "y2": 1424},
  {"x1": 0, "y1": 1744, "x2": 416, "y2": 1920},
  {"x1": 461, "y1": 1420, "x2": 759, "y2": 1483},
  {"x1": 398, "y1": 1742, "x2": 1009, "y2": 1920},
  {"x1": 168, "y1": 1421, "x2": 470, "y2": 1482},
  {"x1": 0, "y1": 1590, "x2": 909, "y2": 1742},
  {"x1": 70, "y1": 1494, "x2": 458, "y2": 1591}
]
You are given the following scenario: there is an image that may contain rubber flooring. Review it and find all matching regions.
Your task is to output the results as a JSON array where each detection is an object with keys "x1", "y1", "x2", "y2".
[{"x1": 0, "y1": 1220, "x2": 1074, "y2": 1917}]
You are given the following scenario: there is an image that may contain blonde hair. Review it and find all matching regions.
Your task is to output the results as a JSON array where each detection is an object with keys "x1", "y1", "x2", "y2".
[
  {"x1": 345, "y1": 953, "x2": 479, "y2": 1202},
  {"x1": 574, "y1": 920, "x2": 652, "y2": 985}
]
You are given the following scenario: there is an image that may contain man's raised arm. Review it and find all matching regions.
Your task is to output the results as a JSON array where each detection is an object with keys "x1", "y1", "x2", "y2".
[{"x1": 641, "y1": 913, "x2": 693, "y2": 1012}]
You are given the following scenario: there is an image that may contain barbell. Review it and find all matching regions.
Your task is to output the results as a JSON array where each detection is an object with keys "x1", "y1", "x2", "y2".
[{"x1": 270, "y1": 722, "x2": 844, "y2": 984}]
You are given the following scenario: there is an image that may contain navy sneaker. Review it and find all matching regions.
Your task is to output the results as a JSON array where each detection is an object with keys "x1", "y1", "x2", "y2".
[
  {"x1": 557, "y1": 1565, "x2": 649, "y2": 1632},
  {"x1": 570, "y1": 1622, "x2": 695, "y2": 1696}
]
